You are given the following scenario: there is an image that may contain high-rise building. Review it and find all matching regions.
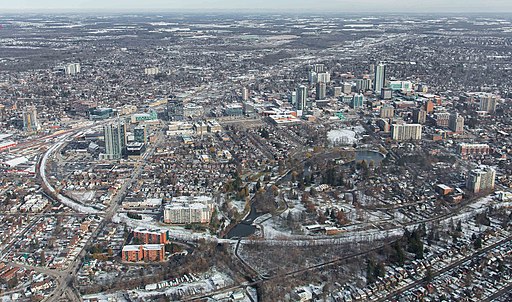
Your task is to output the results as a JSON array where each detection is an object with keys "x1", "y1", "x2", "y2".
[
  {"x1": 333, "y1": 87, "x2": 343, "y2": 98},
  {"x1": 391, "y1": 124, "x2": 422, "y2": 141},
  {"x1": 316, "y1": 82, "x2": 326, "y2": 100},
  {"x1": 163, "y1": 203, "x2": 211, "y2": 224},
  {"x1": 103, "y1": 121, "x2": 126, "y2": 160},
  {"x1": 380, "y1": 88, "x2": 392, "y2": 100},
  {"x1": 167, "y1": 96, "x2": 184, "y2": 121},
  {"x1": 350, "y1": 94, "x2": 365, "y2": 109},
  {"x1": 0, "y1": 104, "x2": 6, "y2": 122},
  {"x1": 133, "y1": 228, "x2": 168, "y2": 244},
  {"x1": 380, "y1": 106, "x2": 395, "y2": 118},
  {"x1": 466, "y1": 166, "x2": 496, "y2": 193},
  {"x1": 316, "y1": 72, "x2": 330, "y2": 84},
  {"x1": 388, "y1": 80, "x2": 413, "y2": 92},
  {"x1": 374, "y1": 63, "x2": 386, "y2": 93},
  {"x1": 369, "y1": 64, "x2": 375, "y2": 77},
  {"x1": 144, "y1": 67, "x2": 159, "y2": 75},
  {"x1": 434, "y1": 112, "x2": 450, "y2": 127},
  {"x1": 376, "y1": 119, "x2": 391, "y2": 133},
  {"x1": 122, "y1": 244, "x2": 165, "y2": 262},
  {"x1": 449, "y1": 113, "x2": 464, "y2": 133},
  {"x1": 342, "y1": 82, "x2": 352, "y2": 94},
  {"x1": 296, "y1": 85, "x2": 307, "y2": 112},
  {"x1": 479, "y1": 94, "x2": 497, "y2": 114},
  {"x1": 289, "y1": 91, "x2": 297, "y2": 105},
  {"x1": 355, "y1": 78, "x2": 372, "y2": 92},
  {"x1": 458, "y1": 143, "x2": 490, "y2": 158},
  {"x1": 424, "y1": 100, "x2": 434, "y2": 113},
  {"x1": 65, "y1": 63, "x2": 81, "y2": 75},
  {"x1": 412, "y1": 108, "x2": 427, "y2": 124},
  {"x1": 134, "y1": 125, "x2": 148, "y2": 144},
  {"x1": 313, "y1": 64, "x2": 325, "y2": 73},
  {"x1": 23, "y1": 105, "x2": 39, "y2": 132},
  {"x1": 242, "y1": 87, "x2": 250, "y2": 101},
  {"x1": 308, "y1": 71, "x2": 318, "y2": 84}
]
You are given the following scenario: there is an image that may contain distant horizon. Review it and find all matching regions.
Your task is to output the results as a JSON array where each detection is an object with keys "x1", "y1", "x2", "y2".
[
  {"x1": 1, "y1": 10, "x2": 512, "y2": 16},
  {"x1": 1, "y1": 0, "x2": 512, "y2": 14}
]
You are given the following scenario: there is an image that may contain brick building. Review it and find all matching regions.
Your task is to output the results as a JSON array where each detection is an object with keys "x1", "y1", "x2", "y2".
[{"x1": 133, "y1": 228, "x2": 168, "y2": 244}]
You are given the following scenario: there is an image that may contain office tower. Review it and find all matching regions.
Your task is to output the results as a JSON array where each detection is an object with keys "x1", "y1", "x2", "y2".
[
  {"x1": 134, "y1": 125, "x2": 148, "y2": 144},
  {"x1": 355, "y1": 78, "x2": 372, "y2": 92},
  {"x1": 380, "y1": 106, "x2": 395, "y2": 118},
  {"x1": 449, "y1": 113, "x2": 464, "y2": 133},
  {"x1": 391, "y1": 124, "x2": 422, "y2": 141},
  {"x1": 316, "y1": 82, "x2": 326, "y2": 100},
  {"x1": 342, "y1": 82, "x2": 352, "y2": 94},
  {"x1": 167, "y1": 96, "x2": 184, "y2": 121},
  {"x1": 388, "y1": 80, "x2": 413, "y2": 92},
  {"x1": 144, "y1": 67, "x2": 159, "y2": 75},
  {"x1": 308, "y1": 71, "x2": 318, "y2": 84},
  {"x1": 479, "y1": 94, "x2": 497, "y2": 114},
  {"x1": 376, "y1": 119, "x2": 391, "y2": 133},
  {"x1": 350, "y1": 94, "x2": 365, "y2": 109},
  {"x1": 23, "y1": 105, "x2": 39, "y2": 132},
  {"x1": 466, "y1": 166, "x2": 496, "y2": 193},
  {"x1": 380, "y1": 87, "x2": 392, "y2": 100},
  {"x1": 424, "y1": 100, "x2": 434, "y2": 113},
  {"x1": 334, "y1": 87, "x2": 343, "y2": 98},
  {"x1": 374, "y1": 63, "x2": 386, "y2": 93},
  {"x1": 65, "y1": 63, "x2": 81, "y2": 75},
  {"x1": 103, "y1": 121, "x2": 127, "y2": 160},
  {"x1": 290, "y1": 91, "x2": 297, "y2": 105},
  {"x1": 242, "y1": 87, "x2": 250, "y2": 101},
  {"x1": 434, "y1": 112, "x2": 450, "y2": 127},
  {"x1": 412, "y1": 108, "x2": 427, "y2": 124},
  {"x1": 313, "y1": 64, "x2": 325, "y2": 73},
  {"x1": 316, "y1": 72, "x2": 330, "y2": 84},
  {"x1": 296, "y1": 85, "x2": 307, "y2": 111}
]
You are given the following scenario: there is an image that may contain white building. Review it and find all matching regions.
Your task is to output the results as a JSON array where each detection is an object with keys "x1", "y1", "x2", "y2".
[
  {"x1": 144, "y1": 67, "x2": 160, "y2": 75},
  {"x1": 466, "y1": 166, "x2": 496, "y2": 193},
  {"x1": 65, "y1": 63, "x2": 81, "y2": 75},
  {"x1": 163, "y1": 203, "x2": 211, "y2": 224},
  {"x1": 163, "y1": 196, "x2": 213, "y2": 224},
  {"x1": 391, "y1": 124, "x2": 422, "y2": 141}
]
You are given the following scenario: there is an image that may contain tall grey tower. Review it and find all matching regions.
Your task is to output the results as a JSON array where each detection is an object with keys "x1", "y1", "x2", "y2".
[
  {"x1": 103, "y1": 121, "x2": 127, "y2": 160},
  {"x1": 374, "y1": 63, "x2": 386, "y2": 93},
  {"x1": 23, "y1": 105, "x2": 39, "y2": 132},
  {"x1": 296, "y1": 85, "x2": 307, "y2": 112}
]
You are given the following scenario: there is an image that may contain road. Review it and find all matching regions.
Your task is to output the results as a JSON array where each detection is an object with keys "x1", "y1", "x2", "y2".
[
  {"x1": 0, "y1": 216, "x2": 43, "y2": 262},
  {"x1": 376, "y1": 234, "x2": 512, "y2": 302},
  {"x1": 33, "y1": 126, "x2": 166, "y2": 301},
  {"x1": 482, "y1": 282, "x2": 512, "y2": 302}
]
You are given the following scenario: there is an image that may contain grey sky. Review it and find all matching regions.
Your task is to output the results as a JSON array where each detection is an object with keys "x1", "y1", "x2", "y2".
[{"x1": 1, "y1": 0, "x2": 512, "y2": 13}]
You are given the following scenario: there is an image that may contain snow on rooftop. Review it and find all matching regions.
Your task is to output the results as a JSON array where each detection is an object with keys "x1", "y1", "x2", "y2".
[{"x1": 4, "y1": 156, "x2": 29, "y2": 168}]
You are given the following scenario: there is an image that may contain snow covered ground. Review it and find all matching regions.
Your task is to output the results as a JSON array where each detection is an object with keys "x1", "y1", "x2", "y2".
[
  {"x1": 112, "y1": 213, "x2": 233, "y2": 243},
  {"x1": 327, "y1": 129, "x2": 358, "y2": 146},
  {"x1": 83, "y1": 270, "x2": 234, "y2": 302}
]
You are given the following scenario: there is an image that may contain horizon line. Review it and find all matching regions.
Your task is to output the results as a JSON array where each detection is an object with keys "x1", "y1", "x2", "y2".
[{"x1": 1, "y1": 9, "x2": 512, "y2": 15}]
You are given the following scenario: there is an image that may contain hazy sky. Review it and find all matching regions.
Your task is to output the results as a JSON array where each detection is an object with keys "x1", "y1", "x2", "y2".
[{"x1": 1, "y1": 0, "x2": 512, "y2": 13}]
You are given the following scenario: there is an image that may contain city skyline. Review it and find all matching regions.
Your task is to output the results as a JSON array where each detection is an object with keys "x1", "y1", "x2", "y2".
[{"x1": 1, "y1": 0, "x2": 512, "y2": 13}]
